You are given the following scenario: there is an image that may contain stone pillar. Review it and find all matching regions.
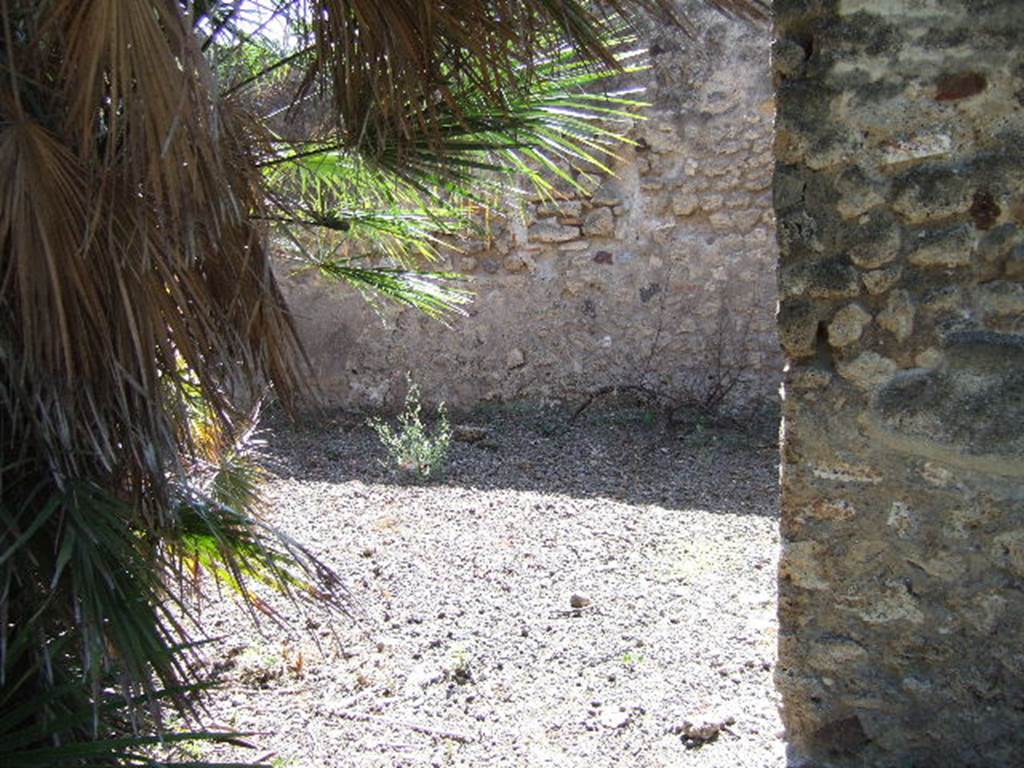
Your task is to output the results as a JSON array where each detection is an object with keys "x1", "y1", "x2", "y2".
[{"x1": 773, "y1": 1, "x2": 1024, "y2": 765}]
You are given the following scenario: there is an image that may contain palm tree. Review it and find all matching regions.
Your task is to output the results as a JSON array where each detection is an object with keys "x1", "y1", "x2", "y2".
[{"x1": 0, "y1": 1, "x2": 766, "y2": 764}]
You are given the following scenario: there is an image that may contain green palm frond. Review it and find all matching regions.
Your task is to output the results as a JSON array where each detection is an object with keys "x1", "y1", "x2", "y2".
[
  {"x1": 292, "y1": 0, "x2": 677, "y2": 155},
  {"x1": 307, "y1": 260, "x2": 473, "y2": 320},
  {"x1": 264, "y1": 148, "x2": 472, "y2": 263},
  {"x1": 262, "y1": 25, "x2": 651, "y2": 311},
  {"x1": 267, "y1": 27, "x2": 648, "y2": 191},
  {"x1": 0, "y1": 625, "x2": 257, "y2": 767}
]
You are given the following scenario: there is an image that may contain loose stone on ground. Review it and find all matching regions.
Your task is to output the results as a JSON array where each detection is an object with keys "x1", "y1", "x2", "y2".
[{"x1": 198, "y1": 408, "x2": 784, "y2": 767}]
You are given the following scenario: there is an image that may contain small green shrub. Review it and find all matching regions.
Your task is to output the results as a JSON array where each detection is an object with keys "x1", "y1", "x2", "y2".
[{"x1": 369, "y1": 379, "x2": 452, "y2": 480}]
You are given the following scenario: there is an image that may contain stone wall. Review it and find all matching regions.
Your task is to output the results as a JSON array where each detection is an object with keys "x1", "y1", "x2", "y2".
[
  {"x1": 774, "y1": 1, "x2": 1024, "y2": 765},
  {"x1": 280, "y1": 5, "x2": 780, "y2": 413}
]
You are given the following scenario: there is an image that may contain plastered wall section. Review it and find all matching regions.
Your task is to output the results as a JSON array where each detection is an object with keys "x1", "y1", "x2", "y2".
[
  {"x1": 278, "y1": 8, "x2": 780, "y2": 413},
  {"x1": 774, "y1": 1, "x2": 1024, "y2": 765}
]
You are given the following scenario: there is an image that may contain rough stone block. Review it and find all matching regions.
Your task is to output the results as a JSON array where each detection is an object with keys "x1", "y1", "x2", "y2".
[
  {"x1": 836, "y1": 165, "x2": 887, "y2": 218},
  {"x1": 778, "y1": 299, "x2": 820, "y2": 358},
  {"x1": 847, "y1": 214, "x2": 902, "y2": 269},
  {"x1": 907, "y1": 224, "x2": 975, "y2": 268},
  {"x1": 528, "y1": 220, "x2": 581, "y2": 243},
  {"x1": 828, "y1": 303, "x2": 872, "y2": 347},
  {"x1": 590, "y1": 179, "x2": 624, "y2": 207},
  {"x1": 862, "y1": 265, "x2": 902, "y2": 295},
  {"x1": 671, "y1": 193, "x2": 700, "y2": 216},
  {"x1": 1006, "y1": 244, "x2": 1024, "y2": 280},
  {"x1": 892, "y1": 167, "x2": 972, "y2": 223},
  {"x1": 700, "y1": 193, "x2": 724, "y2": 212},
  {"x1": 582, "y1": 207, "x2": 615, "y2": 238},
  {"x1": 873, "y1": 342, "x2": 1024, "y2": 456},
  {"x1": 935, "y1": 71, "x2": 987, "y2": 102},
  {"x1": 914, "y1": 347, "x2": 943, "y2": 368},
  {"x1": 536, "y1": 200, "x2": 583, "y2": 218},
  {"x1": 980, "y1": 281, "x2": 1024, "y2": 319},
  {"x1": 836, "y1": 351, "x2": 897, "y2": 389},
  {"x1": 808, "y1": 498, "x2": 858, "y2": 521},
  {"x1": 877, "y1": 289, "x2": 915, "y2": 341},
  {"x1": 781, "y1": 259, "x2": 862, "y2": 299},
  {"x1": 992, "y1": 531, "x2": 1024, "y2": 579}
]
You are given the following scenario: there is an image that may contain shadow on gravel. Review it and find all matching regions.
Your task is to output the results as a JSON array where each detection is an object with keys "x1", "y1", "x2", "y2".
[{"x1": 260, "y1": 404, "x2": 780, "y2": 518}]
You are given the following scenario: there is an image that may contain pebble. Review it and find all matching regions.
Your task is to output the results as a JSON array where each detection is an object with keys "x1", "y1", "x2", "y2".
[
  {"x1": 599, "y1": 708, "x2": 632, "y2": 729},
  {"x1": 672, "y1": 707, "x2": 738, "y2": 743},
  {"x1": 201, "y1": 411, "x2": 784, "y2": 766},
  {"x1": 453, "y1": 425, "x2": 490, "y2": 443},
  {"x1": 405, "y1": 662, "x2": 445, "y2": 691},
  {"x1": 570, "y1": 593, "x2": 592, "y2": 609}
]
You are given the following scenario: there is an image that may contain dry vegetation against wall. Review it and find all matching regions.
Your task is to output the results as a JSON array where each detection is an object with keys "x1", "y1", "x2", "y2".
[
  {"x1": 774, "y1": 1, "x2": 1024, "y2": 765},
  {"x1": 279, "y1": 4, "x2": 780, "y2": 414}
]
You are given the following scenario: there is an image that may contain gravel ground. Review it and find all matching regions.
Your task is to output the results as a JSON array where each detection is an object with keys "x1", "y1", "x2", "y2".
[{"x1": 197, "y1": 406, "x2": 785, "y2": 768}]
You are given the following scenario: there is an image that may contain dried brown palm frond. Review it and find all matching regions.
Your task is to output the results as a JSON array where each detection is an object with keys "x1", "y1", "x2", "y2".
[
  {"x1": 0, "y1": 1, "x2": 316, "y2": 756},
  {"x1": 1, "y1": 0, "x2": 306, "y2": 497}
]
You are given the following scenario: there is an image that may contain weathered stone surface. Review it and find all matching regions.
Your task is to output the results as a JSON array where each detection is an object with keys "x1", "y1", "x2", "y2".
[
  {"x1": 828, "y1": 304, "x2": 871, "y2": 347},
  {"x1": 776, "y1": 2, "x2": 1024, "y2": 765},
  {"x1": 836, "y1": 352, "x2": 897, "y2": 389},
  {"x1": 781, "y1": 259, "x2": 861, "y2": 299},
  {"x1": 880, "y1": 133, "x2": 954, "y2": 167},
  {"x1": 528, "y1": 220, "x2": 581, "y2": 243},
  {"x1": 780, "y1": 541, "x2": 829, "y2": 590},
  {"x1": 992, "y1": 531, "x2": 1024, "y2": 579},
  {"x1": 809, "y1": 461, "x2": 882, "y2": 485},
  {"x1": 582, "y1": 207, "x2": 615, "y2": 238},
  {"x1": 848, "y1": 241, "x2": 894, "y2": 272},
  {"x1": 590, "y1": 179, "x2": 624, "y2": 207},
  {"x1": 778, "y1": 299, "x2": 819, "y2": 358},
  {"x1": 506, "y1": 347, "x2": 526, "y2": 370},
  {"x1": 892, "y1": 167, "x2": 973, "y2": 224},
  {"x1": 977, "y1": 224, "x2": 1022, "y2": 280},
  {"x1": 969, "y1": 189, "x2": 1001, "y2": 231},
  {"x1": 789, "y1": 369, "x2": 832, "y2": 390},
  {"x1": 279, "y1": 8, "x2": 781, "y2": 413},
  {"x1": 935, "y1": 71, "x2": 987, "y2": 102},
  {"x1": 536, "y1": 199, "x2": 582, "y2": 218},
  {"x1": 980, "y1": 281, "x2": 1024, "y2": 321},
  {"x1": 886, "y1": 501, "x2": 917, "y2": 538},
  {"x1": 907, "y1": 224, "x2": 975, "y2": 268},
  {"x1": 854, "y1": 583, "x2": 924, "y2": 626},
  {"x1": 504, "y1": 253, "x2": 534, "y2": 273},
  {"x1": 862, "y1": 265, "x2": 902, "y2": 295},
  {"x1": 914, "y1": 347, "x2": 943, "y2": 369},
  {"x1": 877, "y1": 289, "x2": 914, "y2": 341},
  {"x1": 1006, "y1": 244, "x2": 1024, "y2": 280},
  {"x1": 836, "y1": 166, "x2": 887, "y2": 218},
  {"x1": 807, "y1": 498, "x2": 857, "y2": 521},
  {"x1": 874, "y1": 339, "x2": 1024, "y2": 457},
  {"x1": 671, "y1": 193, "x2": 700, "y2": 216}
]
